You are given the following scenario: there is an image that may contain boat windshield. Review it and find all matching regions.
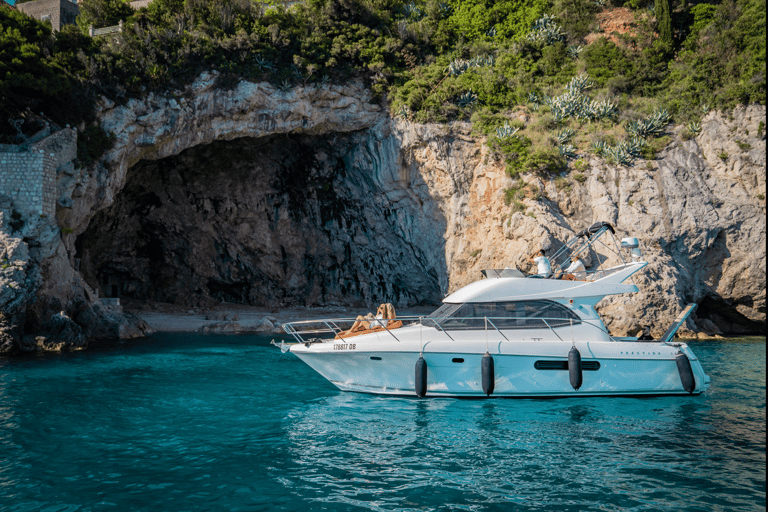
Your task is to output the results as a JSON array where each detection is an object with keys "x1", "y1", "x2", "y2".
[{"x1": 426, "y1": 300, "x2": 580, "y2": 330}]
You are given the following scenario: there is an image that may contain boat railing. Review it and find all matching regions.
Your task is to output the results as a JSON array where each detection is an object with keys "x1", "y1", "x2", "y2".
[
  {"x1": 485, "y1": 263, "x2": 636, "y2": 282},
  {"x1": 282, "y1": 315, "x2": 614, "y2": 344}
]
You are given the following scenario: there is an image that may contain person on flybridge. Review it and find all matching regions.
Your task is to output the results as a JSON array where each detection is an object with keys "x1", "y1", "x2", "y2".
[
  {"x1": 564, "y1": 254, "x2": 587, "y2": 280},
  {"x1": 527, "y1": 249, "x2": 551, "y2": 278}
]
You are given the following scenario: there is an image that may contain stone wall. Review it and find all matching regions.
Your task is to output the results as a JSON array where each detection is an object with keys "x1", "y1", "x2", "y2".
[
  {"x1": 15, "y1": 0, "x2": 78, "y2": 31},
  {"x1": 128, "y1": 0, "x2": 151, "y2": 9},
  {"x1": 0, "y1": 128, "x2": 76, "y2": 218}
]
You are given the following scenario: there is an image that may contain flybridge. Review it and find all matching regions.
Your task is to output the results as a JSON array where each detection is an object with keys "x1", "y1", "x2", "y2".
[
  {"x1": 470, "y1": 221, "x2": 646, "y2": 303},
  {"x1": 446, "y1": 261, "x2": 646, "y2": 304}
]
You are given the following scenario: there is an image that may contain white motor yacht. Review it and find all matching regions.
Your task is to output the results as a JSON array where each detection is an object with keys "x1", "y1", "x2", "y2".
[{"x1": 273, "y1": 223, "x2": 710, "y2": 398}]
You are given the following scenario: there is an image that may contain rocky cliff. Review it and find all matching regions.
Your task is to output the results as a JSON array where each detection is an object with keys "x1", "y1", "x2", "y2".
[{"x1": 1, "y1": 72, "x2": 765, "y2": 353}]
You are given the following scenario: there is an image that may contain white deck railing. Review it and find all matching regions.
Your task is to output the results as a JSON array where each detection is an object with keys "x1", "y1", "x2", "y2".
[{"x1": 282, "y1": 315, "x2": 617, "y2": 345}]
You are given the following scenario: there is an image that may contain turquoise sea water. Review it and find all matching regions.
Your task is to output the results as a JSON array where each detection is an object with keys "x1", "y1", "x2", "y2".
[{"x1": 0, "y1": 334, "x2": 765, "y2": 512}]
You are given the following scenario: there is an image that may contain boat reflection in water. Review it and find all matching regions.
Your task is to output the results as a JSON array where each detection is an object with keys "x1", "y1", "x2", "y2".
[{"x1": 274, "y1": 223, "x2": 709, "y2": 398}]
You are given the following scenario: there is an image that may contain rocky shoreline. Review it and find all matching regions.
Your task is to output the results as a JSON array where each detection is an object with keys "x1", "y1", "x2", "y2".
[
  {"x1": 127, "y1": 301, "x2": 435, "y2": 335},
  {"x1": 1, "y1": 74, "x2": 764, "y2": 354}
]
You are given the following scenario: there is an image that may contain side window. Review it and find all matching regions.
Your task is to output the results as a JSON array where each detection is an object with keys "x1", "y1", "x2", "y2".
[
  {"x1": 515, "y1": 301, "x2": 580, "y2": 328},
  {"x1": 438, "y1": 300, "x2": 580, "y2": 330}
]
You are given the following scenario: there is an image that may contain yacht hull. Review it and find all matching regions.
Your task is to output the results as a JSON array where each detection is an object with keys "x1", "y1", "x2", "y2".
[{"x1": 288, "y1": 336, "x2": 709, "y2": 398}]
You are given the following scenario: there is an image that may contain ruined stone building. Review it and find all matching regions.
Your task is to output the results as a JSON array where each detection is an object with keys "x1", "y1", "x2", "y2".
[{"x1": 14, "y1": 0, "x2": 79, "y2": 31}]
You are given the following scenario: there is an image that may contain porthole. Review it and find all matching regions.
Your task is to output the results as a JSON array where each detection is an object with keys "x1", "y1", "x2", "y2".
[
  {"x1": 370, "y1": 356, "x2": 382, "y2": 361},
  {"x1": 452, "y1": 358, "x2": 465, "y2": 363}
]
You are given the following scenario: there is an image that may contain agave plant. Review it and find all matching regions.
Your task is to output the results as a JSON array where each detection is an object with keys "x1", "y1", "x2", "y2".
[
  {"x1": 567, "y1": 45, "x2": 583, "y2": 59},
  {"x1": 401, "y1": 2, "x2": 424, "y2": 21},
  {"x1": 626, "y1": 108, "x2": 671, "y2": 138},
  {"x1": 532, "y1": 14, "x2": 557, "y2": 30},
  {"x1": 496, "y1": 123, "x2": 520, "y2": 141},
  {"x1": 278, "y1": 79, "x2": 292, "y2": 92},
  {"x1": 456, "y1": 90, "x2": 479, "y2": 108},
  {"x1": 254, "y1": 55, "x2": 275, "y2": 72},
  {"x1": 527, "y1": 14, "x2": 565, "y2": 45},
  {"x1": 446, "y1": 59, "x2": 468, "y2": 76},
  {"x1": 588, "y1": 98, "x2": 619, "y2": 120},
  {"x1": 559, "y1": 144, "x2": 578, "y2": 159},
  {"x1": 394, "y1": 105, "x2": 411, "y2": 120},
  {"x1": 624, "y1": 136, "x2": 646, "y2": 157},
  {"x1": 291, "y1": 64, "x2": 303, "y2": 81},
  {"x1": 606, "y1": 144, "x2": 633, "y2": 166},
  {"x1": 589, "y1": 140, "x2": 609, "y2": 156},
  {"x1": 566, "y1": 73, "x2": 595, "y2": 95},
  {"x1": 686, "y1": 121, "x2": 702, "y2": 135},
  {"x1": 556, "y1": 128, "x2": 576, "y2": 145},
  {"x1": 486, "y1": 26, "x2": 497, "y2": 38},
  {"x1": 446, "y1": 55, "x2": 494, "y2": 76}
]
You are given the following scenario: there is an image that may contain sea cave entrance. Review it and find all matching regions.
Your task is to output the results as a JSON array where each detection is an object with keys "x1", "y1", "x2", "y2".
[{"x1": 75, "y1": 132, "x2": 442, "y2": 309}]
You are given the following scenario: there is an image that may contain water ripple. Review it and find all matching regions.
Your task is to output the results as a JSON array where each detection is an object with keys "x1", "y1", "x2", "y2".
[{"x1": 0, "y1": 334, "x2": 764, "y2": 511}]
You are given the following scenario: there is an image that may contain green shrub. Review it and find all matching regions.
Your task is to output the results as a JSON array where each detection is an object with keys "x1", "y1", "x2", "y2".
[
  {"x1": 524, "y1": 146, "x2": 565, "y2": 174},
  {"x1": 9, "y1": 210, "x2": 24, "y2": 232},
  {"x1": 640, "y1": 135, "x2": 671, "y2": 160},
  {"x1": 581, "y1": 37, "x2": 632, "y2": 87},
  {"x1": 76, "y1": 124, "x2": 115, "y2": 167}
]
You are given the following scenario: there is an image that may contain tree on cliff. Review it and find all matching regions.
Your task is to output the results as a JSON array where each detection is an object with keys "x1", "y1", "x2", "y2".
[
  {"x1": 655, "y1": 0, "x2": 672, "y2": 45},
  {"x1": 76, "y1": 0, "x2": 134, "y2": 32}
]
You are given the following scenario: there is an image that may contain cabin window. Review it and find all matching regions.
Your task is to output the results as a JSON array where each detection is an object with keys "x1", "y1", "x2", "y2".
[
  {"x1": 535, "y1": 360, "x2": 600, "y2": 371},
  {"x1": 427, "y1": 300, "x2": 581, "y2": 330}
]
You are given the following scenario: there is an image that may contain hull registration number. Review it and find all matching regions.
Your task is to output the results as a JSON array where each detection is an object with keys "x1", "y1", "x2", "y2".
[{"x1": 333, "y1": 343, "x2": 356, "y2": 351}]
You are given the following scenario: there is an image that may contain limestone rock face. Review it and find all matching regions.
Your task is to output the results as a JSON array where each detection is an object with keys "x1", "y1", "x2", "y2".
[
  {"x1": 388, "y1": 107, "x2": 765, "y2": 336},
  {"x1": 1, "y1": 72, "x2": 765, "y2": 351}
]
